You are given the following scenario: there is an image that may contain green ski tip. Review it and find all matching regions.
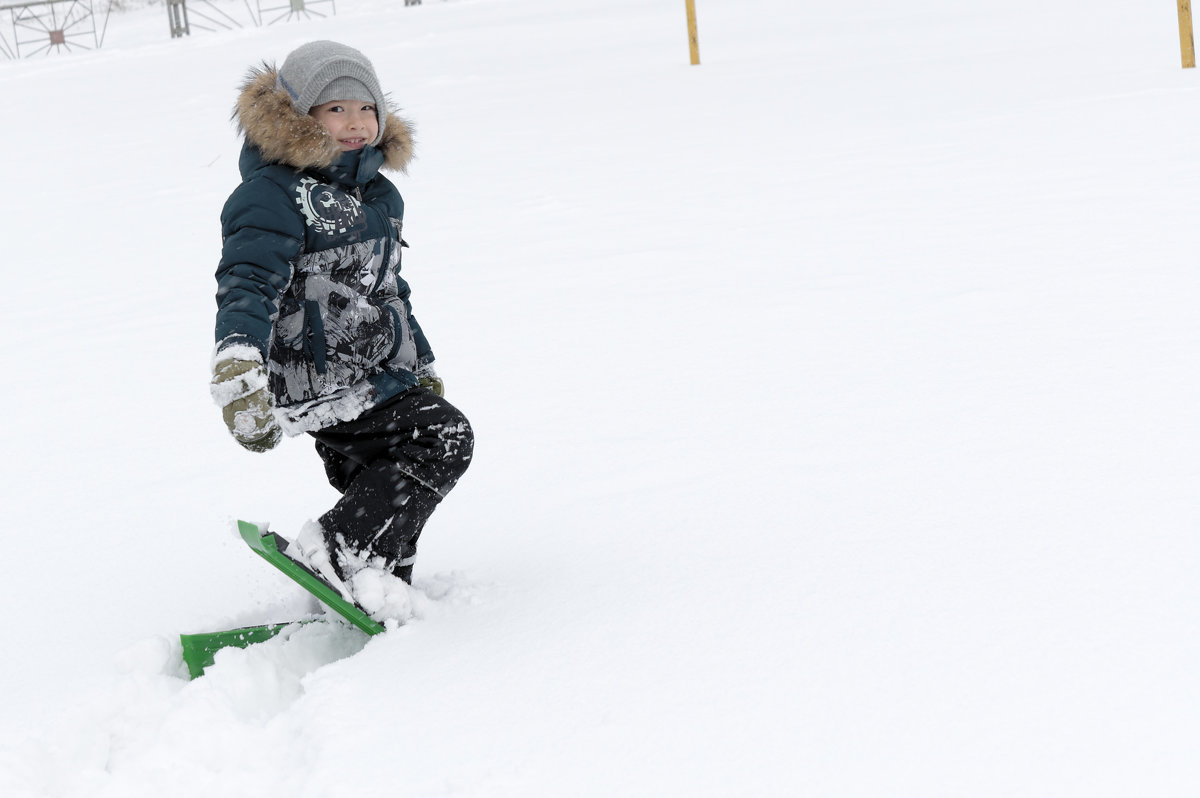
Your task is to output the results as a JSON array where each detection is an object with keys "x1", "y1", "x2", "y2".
[{"x1": 236, "y1": 520, "x2": 385, "y2": 637}]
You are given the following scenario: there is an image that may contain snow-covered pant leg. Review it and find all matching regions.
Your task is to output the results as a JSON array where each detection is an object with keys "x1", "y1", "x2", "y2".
[{"x1": 309, "y1": 388, "x2": 473, "y2": 580}]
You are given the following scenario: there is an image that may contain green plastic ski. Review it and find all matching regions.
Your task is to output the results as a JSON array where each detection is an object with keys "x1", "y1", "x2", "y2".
[
  {"x1": 179, "y1": 521, "x2": 384, "y2": 679},
  {"x1": 236, "y1": 521, "x2": 384, "y2": 636},
  {"x1": 180, "y1": 622, "x2": 299, "y2": 679}
]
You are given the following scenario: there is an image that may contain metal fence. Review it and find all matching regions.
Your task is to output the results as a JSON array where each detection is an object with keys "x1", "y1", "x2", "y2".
[
  {"x1": 0, "y1": 0, "x2": 109, "y2": 58},
  {"x1": 1, "y1": 0, "x2": 431, "y2": 58}
]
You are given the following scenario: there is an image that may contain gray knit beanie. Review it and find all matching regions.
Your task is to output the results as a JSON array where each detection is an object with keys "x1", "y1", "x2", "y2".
[{"x1": 277, "y1": 40, "x2": 388, "y2": 146}]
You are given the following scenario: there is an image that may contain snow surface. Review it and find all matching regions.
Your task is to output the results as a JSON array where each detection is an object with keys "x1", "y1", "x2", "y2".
[{"x1": 2, "y1": 0, "x2": 1198, "y2": 794}]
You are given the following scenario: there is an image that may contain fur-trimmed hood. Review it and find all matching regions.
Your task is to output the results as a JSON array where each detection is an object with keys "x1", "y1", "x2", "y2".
[{"x1": 235, "y1": 64, "x2": 414, "y2": 173}]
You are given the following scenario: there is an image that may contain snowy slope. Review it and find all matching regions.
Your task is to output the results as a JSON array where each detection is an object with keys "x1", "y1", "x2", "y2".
[{"x1": 1, "y1": 0, "x2": 1198, "y2": 794}]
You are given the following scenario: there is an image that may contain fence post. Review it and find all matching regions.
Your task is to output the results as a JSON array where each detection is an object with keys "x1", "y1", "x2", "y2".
[
  {"x1": 685, "y1": 0, "x2": 700, "y2": 65},
  {"x1": 168, "y1": 0, "x2": 190, "y2": 37},
  {"x1": 1180, "y1": 0, "x2": 1195, "y2": 68}
]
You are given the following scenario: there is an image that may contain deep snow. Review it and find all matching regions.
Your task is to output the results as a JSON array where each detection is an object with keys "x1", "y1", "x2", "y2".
[{"x1": 1, "y1": 0, "x2": 1198, "y2": 795}]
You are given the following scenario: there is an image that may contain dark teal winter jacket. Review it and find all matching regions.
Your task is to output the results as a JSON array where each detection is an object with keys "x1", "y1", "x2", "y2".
[{"x1": 214, "y1": 66, "x2": 428, "y2": 434}]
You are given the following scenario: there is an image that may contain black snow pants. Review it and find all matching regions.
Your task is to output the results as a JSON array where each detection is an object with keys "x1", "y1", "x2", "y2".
[{"x1": 309, "y1": 388, "x2": 474, "y2": 582}]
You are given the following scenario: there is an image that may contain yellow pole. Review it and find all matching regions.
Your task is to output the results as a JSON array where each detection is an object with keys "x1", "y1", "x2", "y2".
[
  {"x1": 1180, "y1": 0, "x2": 1196, "y2": 68},
  {"x1": 685, "y1": 0, "x2": 700, "y2": 65}
]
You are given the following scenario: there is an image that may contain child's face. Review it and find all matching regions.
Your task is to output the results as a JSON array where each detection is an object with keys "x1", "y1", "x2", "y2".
[{"x1": 309, "y1": 100, "x2": 379, "y2": 151}]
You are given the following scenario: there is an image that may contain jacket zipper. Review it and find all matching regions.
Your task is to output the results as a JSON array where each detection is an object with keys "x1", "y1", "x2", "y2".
[{"x1": 345, "y1": 185, "x2": 397, "y2": 296}]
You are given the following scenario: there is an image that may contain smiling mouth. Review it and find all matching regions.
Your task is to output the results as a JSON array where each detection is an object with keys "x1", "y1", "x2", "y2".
[{"x1": 340, "y1": 138, "x2": 367, "y2": 149}]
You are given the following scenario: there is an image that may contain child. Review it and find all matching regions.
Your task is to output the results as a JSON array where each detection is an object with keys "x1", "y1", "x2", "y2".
[{"x1": 211, "y1": 41, "x2": 473, "y2": 606}]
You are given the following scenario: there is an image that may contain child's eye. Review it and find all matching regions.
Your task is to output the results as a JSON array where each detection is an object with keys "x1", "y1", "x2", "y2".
[{"x1": 361, "y1": 104, "x2": 375, "y2": 112}]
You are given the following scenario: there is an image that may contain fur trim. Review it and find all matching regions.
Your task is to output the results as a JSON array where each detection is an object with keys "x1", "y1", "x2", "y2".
[
  {"x1": 234, "y1": 64, "x2": 415, "y2": 173},
  {"x1": 377, "y1": 112, "x2": 415, "y2": 173}
]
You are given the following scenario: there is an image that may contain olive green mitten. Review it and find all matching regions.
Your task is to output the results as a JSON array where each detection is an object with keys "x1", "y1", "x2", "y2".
[
  {"x1": 419, "y1": 375, "x2": 445, "y2": 397},
  {"x1": 415, "y1": 363, "x2": 444, "y2": 397},
  {"x1": 210, "y1": 356, "x2": 282, "y2": 453}
]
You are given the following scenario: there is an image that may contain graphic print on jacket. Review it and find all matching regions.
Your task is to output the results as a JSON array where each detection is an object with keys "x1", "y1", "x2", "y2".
[
  {"x1": 270, "y1": 211, "x2": 418, "y2": 404},
  {"x1": 295, "y1": 177, "x2": 368, "y2": 237}
]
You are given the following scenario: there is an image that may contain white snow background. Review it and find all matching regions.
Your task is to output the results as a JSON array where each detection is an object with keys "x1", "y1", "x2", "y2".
[{"x1": 1, "y1": 0, "x2": 1197, "y2": 794}]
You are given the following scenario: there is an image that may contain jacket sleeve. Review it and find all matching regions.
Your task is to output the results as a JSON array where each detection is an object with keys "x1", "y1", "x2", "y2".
[
  {"x1": 396, "y1": 271, "x2": 435, "y2": 367},
  {"x1": 214, "y1": 177, "x2": 305, "y2": 360},
  {"x1": 372, "y1": 176, "x2": 435, "y2": 368}
]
